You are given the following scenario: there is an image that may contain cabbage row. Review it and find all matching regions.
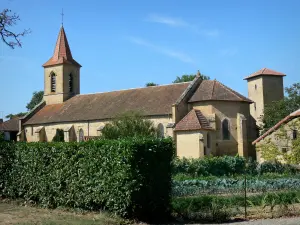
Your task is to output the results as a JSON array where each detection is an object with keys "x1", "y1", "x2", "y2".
[{"x1": 172, "y1": 178, "x2": 300, "y2": 197}]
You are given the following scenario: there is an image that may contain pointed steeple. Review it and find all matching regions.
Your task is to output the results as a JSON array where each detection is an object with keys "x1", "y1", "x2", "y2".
[{"x1": 43, "y1": 26, "x2": 81, "y2": 67}]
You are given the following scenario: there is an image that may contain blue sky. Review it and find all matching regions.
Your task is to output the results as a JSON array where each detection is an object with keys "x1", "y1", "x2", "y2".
[{"x1": 1, "y1": 0, "x2": 300, "y2": 118}]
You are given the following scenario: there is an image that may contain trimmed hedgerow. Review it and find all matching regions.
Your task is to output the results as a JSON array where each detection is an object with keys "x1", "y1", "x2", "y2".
[{"x1": 0, "y1": 137, "x2": 174, "y2": 221}]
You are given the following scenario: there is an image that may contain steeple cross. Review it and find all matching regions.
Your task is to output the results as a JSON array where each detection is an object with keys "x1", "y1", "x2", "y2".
[{"x1": 61, "y1": 9, "x2": 64, "y2": 26}]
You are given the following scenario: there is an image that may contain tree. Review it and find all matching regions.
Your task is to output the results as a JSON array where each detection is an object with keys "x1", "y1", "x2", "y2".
[
  {"x1": 173, "y1": 71, "x2": 210, "y2": 83},
  {"x1": 145, "y1": 82, "x2": 158, "y2": 87},
  {"x1": 52, "y1": 129, "x2": 65, "y2": 142},
  {"x1": 5, "y1": 112, "x2": 27, "y2": 119},
  {"x1": 26, "y1": 91, "x2": 44, "y2": 111},
  {"x1": 261, "y1": 82, "x2": 300, "y2": 133},
  {"x1": 101, "y1": 111, "x2": 158, "y2": 139},
  {"x1": 0, "y1": 9, "x2": 30, "y2": 48}
]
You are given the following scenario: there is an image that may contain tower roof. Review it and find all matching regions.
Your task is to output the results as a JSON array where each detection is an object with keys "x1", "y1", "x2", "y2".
[
  {"x1": 43, "y1": 26, "x2": 81, "y2": 67},
  {"x1": 244, "y1": 68, "x2": 285, "y2": 80}
]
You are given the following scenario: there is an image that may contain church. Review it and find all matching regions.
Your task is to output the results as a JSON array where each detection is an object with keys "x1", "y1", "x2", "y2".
[{"x1": 17, "y1": 26, "x2": 286, "y2": 159}]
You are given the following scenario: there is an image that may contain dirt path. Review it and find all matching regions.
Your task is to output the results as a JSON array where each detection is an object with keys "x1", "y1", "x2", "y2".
[{"x1": 202, "y1": 217, "x2": 300, "y2": 225}]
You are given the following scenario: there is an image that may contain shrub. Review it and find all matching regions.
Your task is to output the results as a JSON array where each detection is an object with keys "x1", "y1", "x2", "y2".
[
  {"x1": 1, "y1": 137, "x2": 174, "y2": 221},
  {"x1": 52, "y1": 129, "x2": 64, "y2": 142},
  {"x1": 172, "y1": 156, "x2": 299, "y2": 178},
  {"x1": 101, "y1": 111, "x2": 159, "y2": 139},
  {"x1": 172, "y1": 156, "x2": 246, "y2": 177}
]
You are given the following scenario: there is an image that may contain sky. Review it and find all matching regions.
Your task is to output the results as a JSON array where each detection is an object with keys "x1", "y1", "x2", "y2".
[{"x1": 1, "y1": 0, "x2": 300, "y2": 119}]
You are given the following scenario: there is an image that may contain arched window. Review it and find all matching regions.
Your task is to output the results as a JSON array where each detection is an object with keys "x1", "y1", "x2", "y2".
[
  {"x1": 207, "y1": 133, "x2": 211, "y2": 148},
  {"x1": 69, "y1": 73, "x2": 73, "y2": 92},
  {"x1": 157, "y1": 123, "x2": 164, "y2": 138},
  {"x1": 222, "y1": 119, "x2": 230, "y2": 140},
  {"x1": 79, "y1": 128, "x2": 84, "y2": 142},
  {"x1": 50, "y1": 73, "x2": 56, "y2": 92}
]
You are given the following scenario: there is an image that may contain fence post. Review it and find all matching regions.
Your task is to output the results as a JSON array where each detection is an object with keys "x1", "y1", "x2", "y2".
[{"x1": 244, "y1": 174, "x2": 247, "y2": 219}]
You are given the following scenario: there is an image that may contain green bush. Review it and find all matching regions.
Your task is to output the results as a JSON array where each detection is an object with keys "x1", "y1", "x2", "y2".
[
  {"x1": 172, "y1": 190, "x2": 300, "y2": 213},
  {"x1": 0, "y1": 141, "x2": 14, "y2": 192},
  {"x1": 52, "y1": 129, "x2": 65, "y2": 142},
  {"x1": 172, "y1": 156, "x2": 246, "y2": 177},
  {"x1": 172, "y1": 156, "x2": 299, "y2": 178},
  {"x1": 1, "y1": 137, "x2": 174, "y2": 221}
]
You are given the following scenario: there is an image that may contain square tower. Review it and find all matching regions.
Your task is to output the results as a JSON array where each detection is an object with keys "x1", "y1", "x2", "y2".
[
  {"x1": 244, "y1": 68, "x2": 285, "y2": 127},
  {"x1": 42, "y1": 26, "x2": 81, "y2": 105}
]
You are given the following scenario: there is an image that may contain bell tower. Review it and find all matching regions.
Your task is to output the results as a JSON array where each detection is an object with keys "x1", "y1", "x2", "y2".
[
  {"x1": 42, "y1": 26, "x2": 81, "y2": 105},
  {"x1": 244, "y1": 68, "x2": 285, "y2": 127}
]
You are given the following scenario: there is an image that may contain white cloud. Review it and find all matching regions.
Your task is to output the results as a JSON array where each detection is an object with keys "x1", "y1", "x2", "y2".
[
  {"x1": 146, "y1": 14, "x2": 219, "y2": 37},
  {"x1": 146, "y1": 14, "x2": 190, "y2": 28},
  {"x1": 128, "y1": 36, "x2": 194, "y2": 64}
]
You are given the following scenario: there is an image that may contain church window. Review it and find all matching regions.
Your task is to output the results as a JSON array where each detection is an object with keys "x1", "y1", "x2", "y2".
[
  {"x1": 157, "y1": 123, "x2": 164, "y2": 138},
  {"x1": 222, "y1": 119, "x2": 230, "y2": 140},
  {"x1": 207, "y1": 133, "x2": 211, "y2": 148},
  {"x1": 69, "y1": 74, "x2": 73, "y2": 92},
  {"x1": 50, "y1": 73, "x2": 56, "y2": 92},
  {"x1": 79, "y1": 128, "x2": 84, "y2": 142},
  {"x1": 293, "y1": 130, "x2": 298, "y2": 140}
]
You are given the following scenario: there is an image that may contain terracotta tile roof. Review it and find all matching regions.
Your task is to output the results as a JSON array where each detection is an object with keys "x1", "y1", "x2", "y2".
[
  {"x1": 0, "y1": 117, "x2": 19, "y2": 132},
  {"x1": 174, "y1": 109, "x2": 212, "y2": 131},
  {"x1": 253, "y1": 108, "x2": 300, "y2": 145},
  {"x1": 23, "y1": 82, "x2": 190, "y2": 125},
  {"x1": 189, "y1": 80, "x2": 253, "y2": 103},
  {"x1": 244, "y1": 68, "x2": 286, "y2": 80},
  {"x1": 43, "y1": 26, "x2": 81, "y2": 67}
]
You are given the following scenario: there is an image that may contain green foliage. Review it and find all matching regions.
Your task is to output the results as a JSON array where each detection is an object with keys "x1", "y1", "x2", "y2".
[
  {"x1": 5, "y1": 112, "x2": 27, "y2": 119},
  {"x1": 26, "y1": 91, "x2": 44, "y2": 111},
  {"x1": 261, "y1": 82, "x2": 300, "y2": 132},
  {"x1": 289, "y1": 138, "x2": 300, "y2": 164},
  {"x1": 145, "y1": 82, "x2": 158, "y2": 87},
  {"x1": 172, "y1": 156, "x2": 246, "y2": 177},
  {"x1": 172, "y1": 190, "x2": 300, "y2": 212},
  {"x1": 172, "y1": 156, "x2": 299, "y2": 178},
  {"x1": 173, "y1": 72, "x2": 210, "y2": 83},
  {"x1": 172, "y1": 177, "x2": 300, "y2": 197},
  {"x1": 101, "y1": 111, "x2": 159, "y2": 139},
  {"x1": 257, "y1": 140, "x2": 281, "y2": 162},
  {"x1": 52, "y1": 129, "x2": 65, "y2": 142},
  {"x1": 0, "y1": 138, "x2": 174, "y2": 221},
  {"x1": 0, "y1": 131, "x2": 4, "y2": 141}
]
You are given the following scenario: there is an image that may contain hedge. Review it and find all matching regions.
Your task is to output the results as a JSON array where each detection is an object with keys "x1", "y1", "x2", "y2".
[
  {"x1": 0, "y1": 137, "x2": 174, "y2": 221},
  {"x1": 172, "y1": 156, "x2": 300, "y2": 177}
]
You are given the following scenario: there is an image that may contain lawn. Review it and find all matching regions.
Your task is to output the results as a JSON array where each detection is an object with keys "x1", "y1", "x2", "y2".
[{"x1": 0, "y1": 200, "x2": 132, "y2": 225}]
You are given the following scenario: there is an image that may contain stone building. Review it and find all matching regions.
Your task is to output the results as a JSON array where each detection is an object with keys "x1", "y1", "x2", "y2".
[
  {"x1": 253, "y1": 109, "x2": 300, "y2": 162},
  {"x1": 0, "y1": 117, "x2": 19, "y2": 141},
  {"x1": 17, "y1": 26, "x2": 287, "y2": 159}
]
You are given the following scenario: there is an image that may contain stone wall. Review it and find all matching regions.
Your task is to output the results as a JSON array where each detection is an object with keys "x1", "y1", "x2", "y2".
[{"x1": 23, "y1": 115, "x2": 172, "y2": 142}]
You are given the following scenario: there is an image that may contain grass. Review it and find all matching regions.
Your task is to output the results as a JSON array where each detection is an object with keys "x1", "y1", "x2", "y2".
[{"x1": 0, "y1": 200, "x2": 133, "y2": 225}]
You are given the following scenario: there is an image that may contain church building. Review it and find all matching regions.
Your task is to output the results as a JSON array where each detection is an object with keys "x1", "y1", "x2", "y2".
[{"x1": 18, "y1": 26, "x2": 286, "y2": 159}]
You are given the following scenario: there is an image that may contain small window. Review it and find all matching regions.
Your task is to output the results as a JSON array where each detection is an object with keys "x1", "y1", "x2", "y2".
[
  {"x1": 79, "y1": 129, "x2": 84, "y2": 142},
  {"x1": 207, "y1": 133, "x2": 211, "y2": 148},
  {"x1": 293, "y1": 130, "x2": 298, "y2": 140},
  {"x1": 255, "y1": 84, "x2": 257, "y2": 90},
  {"x1": 31, "y1": 127, "x2": 33, "y2": 136},
  {"x1": 50, "y1": 73, "x2": 56, "y2": 92},
  {"x1": 254, "y1": 102, "x2": 256, "y2": 111},
  {"x1": 222, "y1": 119, "x2": 230, "y2": 140},
  {"x1": 282, "y1": 148, "x2": 287, "y2": 153},
  {"x1": 69, "y1": 74, "x2": 73, "y2": 92}
]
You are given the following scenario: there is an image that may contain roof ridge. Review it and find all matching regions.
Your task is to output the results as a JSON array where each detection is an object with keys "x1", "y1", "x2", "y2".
[
  {"x1": 211, "y1": 79, "x2": 216, "y2": 99},
  {"x1": 79, "y1": 82, "x2": 191, "y2": 96}
]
